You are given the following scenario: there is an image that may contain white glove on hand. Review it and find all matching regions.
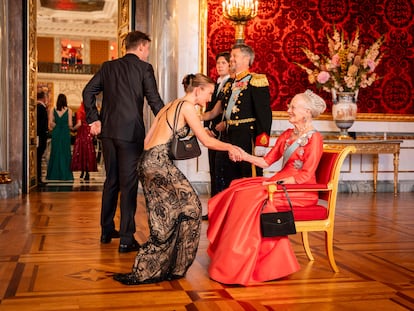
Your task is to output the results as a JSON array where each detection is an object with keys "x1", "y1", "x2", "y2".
[{"x1": 254, "y1": 146, "x2": 267, "y2": 156}]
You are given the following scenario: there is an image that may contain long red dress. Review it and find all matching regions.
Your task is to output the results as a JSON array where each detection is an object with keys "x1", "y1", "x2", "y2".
[
  {"x1": 207, "y1": 129, "x2": 323, "y2": 285},
  {"x1": 71, "y1": 104, "x2": 98, "y2": 173}
]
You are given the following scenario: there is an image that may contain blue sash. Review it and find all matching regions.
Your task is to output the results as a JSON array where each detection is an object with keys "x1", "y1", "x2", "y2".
[{"x1": 282, "y1": 130, "x2": 315, "y2": 168}]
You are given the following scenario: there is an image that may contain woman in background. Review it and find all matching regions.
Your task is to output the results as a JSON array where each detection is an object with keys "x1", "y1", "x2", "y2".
[
  {"x1": 46, "y1": 93, "x2": 74, "y2": 181},
  {"x1": 71, "y1": 102, "x2": 98, "y2": 180}
]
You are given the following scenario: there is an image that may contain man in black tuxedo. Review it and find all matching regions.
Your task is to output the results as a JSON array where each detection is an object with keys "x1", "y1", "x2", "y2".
[
  {"x1": 83, "y1": 31, "x2": 164, "y2": 253},
  {"x1": 37, "y1": 91, "x2": 48, "y2": 185},
  {"x1": 204, "y1": 51, "x2": 231, "y2": 197}
]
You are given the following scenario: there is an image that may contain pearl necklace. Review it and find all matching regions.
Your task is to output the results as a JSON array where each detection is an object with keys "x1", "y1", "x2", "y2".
[{"x1": 293, "y1": 124, "x2": 312, "y2": 136}]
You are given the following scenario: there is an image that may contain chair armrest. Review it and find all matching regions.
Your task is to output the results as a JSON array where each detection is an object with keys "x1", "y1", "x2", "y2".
[
  {"x1": 277, "y1": 184, "x2": 329, "y2": 191},
  {"x1": 266, "y1": 183, "x2": 330, "y2": 195}
]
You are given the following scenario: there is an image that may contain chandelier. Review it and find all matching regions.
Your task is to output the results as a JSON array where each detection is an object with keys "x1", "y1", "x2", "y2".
[{"x1": 222, "y1": 0, "x2": 259, "y2": 43}]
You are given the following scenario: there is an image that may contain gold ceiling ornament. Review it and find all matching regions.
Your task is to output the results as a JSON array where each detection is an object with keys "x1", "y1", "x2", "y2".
[{"x1": 222, "y1": 0, "x2": 259, "y2": 43}]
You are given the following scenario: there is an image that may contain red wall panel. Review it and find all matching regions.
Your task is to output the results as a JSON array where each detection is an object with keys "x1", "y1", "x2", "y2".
[{"x1": 206, "y1": 0, "x2": 414, "y2": 115}]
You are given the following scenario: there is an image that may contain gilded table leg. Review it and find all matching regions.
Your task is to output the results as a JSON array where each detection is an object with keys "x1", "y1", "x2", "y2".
[
  {"x1": 393, "y1": 151, "x2": 399, "y2": 196},
  {"x1": 373, "y1": 154, "x2": 379, "y2": 193}
]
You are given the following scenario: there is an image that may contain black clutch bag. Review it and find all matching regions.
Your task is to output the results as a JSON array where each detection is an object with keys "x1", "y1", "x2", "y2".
[{"x1": 260, "y1": 184, "x2": 296, "y2": 237}]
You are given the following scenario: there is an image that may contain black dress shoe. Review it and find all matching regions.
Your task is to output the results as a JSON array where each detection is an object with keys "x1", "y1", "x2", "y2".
[
  {"x1": 118, "y1": 240, "x2": 140, "y2": 253},
  {"x1": 100, "y1": 230, "x2": 120, "y2": 244},
  {"x1": 201, "y1": 214, "x2": 208, "y2": 221}
]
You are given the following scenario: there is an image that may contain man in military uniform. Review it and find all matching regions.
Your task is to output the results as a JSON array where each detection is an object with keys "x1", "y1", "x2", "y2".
[{"x1": 219, "y1": 43, "x2": 272, "y2": 188}]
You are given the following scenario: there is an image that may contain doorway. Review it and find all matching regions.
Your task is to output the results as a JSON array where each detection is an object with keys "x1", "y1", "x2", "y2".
[{"x1": 27, "y1": 0, "x2": 132, "y2": 192}]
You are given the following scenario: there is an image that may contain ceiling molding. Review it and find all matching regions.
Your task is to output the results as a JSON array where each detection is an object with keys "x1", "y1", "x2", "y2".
[{"x1": 37, "y1": 0, "x2": 117, "y2": 39}]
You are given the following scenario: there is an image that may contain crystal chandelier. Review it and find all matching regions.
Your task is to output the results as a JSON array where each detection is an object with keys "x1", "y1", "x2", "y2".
[{"x1": 222, "y1": 0, "x2": 259, "y2": 43}]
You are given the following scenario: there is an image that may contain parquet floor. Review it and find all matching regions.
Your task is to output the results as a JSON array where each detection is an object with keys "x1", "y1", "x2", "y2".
[{"x1": 0, "y1": 189, "x2": 413, "y2": 310}]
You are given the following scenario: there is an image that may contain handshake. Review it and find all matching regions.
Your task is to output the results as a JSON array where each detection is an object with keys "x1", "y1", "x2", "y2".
[
  {"x1": 228, "y1": 146, "x2": 247, "y2": 162},
  {"x1": 227, "y1": 145, "x2": 267, "y2": 163}
]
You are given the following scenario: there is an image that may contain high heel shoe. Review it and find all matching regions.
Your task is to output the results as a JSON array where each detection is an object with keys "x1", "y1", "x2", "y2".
[
  {"x1": 84, "y1": 172, "x2": 90, "y2": 181},
  {"x1": 80, "y1": 171, "x2": 84, "y2": 179}
]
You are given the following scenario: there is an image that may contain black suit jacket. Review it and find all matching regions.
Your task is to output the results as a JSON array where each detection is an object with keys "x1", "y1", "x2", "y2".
[
  {"x1": 37, "y1": 102, "x2": 48, "y2": 137},
  {"x1": 83, "y1": 53, "x2": 164, "y2": 143},
  {"x1": 204, "y1": 77, "x2": 231, "y2": 137}
]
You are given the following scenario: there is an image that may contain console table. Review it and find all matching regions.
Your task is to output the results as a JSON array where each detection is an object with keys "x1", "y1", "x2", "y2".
[{"x1": 323, "y1": 139, "x2": 402, "y2": 195}]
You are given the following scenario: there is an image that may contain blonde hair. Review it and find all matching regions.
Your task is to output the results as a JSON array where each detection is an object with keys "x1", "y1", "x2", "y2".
[{"x1": 181, "y1": 73, "x2": 214, "y2": 93}]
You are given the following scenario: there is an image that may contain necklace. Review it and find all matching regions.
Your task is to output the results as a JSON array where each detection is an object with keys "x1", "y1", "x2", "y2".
[{"x1": 293, "y1": 124, "x2": 313, "y2": 136}]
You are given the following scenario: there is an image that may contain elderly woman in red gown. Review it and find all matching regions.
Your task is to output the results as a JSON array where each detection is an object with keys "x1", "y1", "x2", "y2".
[{"x1": 207, "y1": 90, "x2": 327, "y2": 285}]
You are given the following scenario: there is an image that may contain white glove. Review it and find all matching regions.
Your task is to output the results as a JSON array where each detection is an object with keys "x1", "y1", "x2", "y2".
[{"x1": 254, "y1": 146, "x2": 267, "y2": 156}]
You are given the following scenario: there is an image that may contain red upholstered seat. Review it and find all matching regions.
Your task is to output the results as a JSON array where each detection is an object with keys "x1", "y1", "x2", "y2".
[
  {"x1": 293, "y1": 205, "x2": 328, "y2": 221},
  {"x1": 266, "y1": 146, "x2": 356, "y2": 272}
]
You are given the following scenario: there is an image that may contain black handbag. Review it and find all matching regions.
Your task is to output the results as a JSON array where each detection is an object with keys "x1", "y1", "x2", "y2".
[
  {"x1": 260, "y1": 184, "x2": 296, "y2": 237},
  {"x1": 170, "y1": 101, "x2": 201, "y2": 160}
]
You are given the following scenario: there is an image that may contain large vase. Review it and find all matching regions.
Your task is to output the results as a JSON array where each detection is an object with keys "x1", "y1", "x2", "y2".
[{"x1": 331, "y1": 90, "x2": 358, "y2": 140}]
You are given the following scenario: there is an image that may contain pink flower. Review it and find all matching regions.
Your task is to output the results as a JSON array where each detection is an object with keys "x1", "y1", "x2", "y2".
[
  {"x1": 296, "y1": 26, "x2": 384, "y2": 93},
  {"x1": 317, "y1": 71, "x2": 330, "y2": 84},
  {"x1": 367, "y1": 59, "x2": 376, "y2": 72},
  {"x1": 331, "y1": 54, "x2": 340, "y2": 67}
]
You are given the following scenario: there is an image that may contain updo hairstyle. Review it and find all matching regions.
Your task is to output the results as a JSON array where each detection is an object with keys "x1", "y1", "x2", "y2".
[
  {"x1": 299, "y1": 89, "x2": 327, "y2": 118},
  {"x1": 182, "y1": 73, "x2": 214, "y2": 93}
]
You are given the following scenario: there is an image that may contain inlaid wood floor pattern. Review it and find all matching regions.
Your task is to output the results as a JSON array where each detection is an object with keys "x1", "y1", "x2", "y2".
[{"x1": 0, "y1": 191, "x2": 413, "y2": 310}]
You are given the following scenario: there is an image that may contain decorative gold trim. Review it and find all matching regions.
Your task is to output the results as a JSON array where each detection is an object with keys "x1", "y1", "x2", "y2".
[
  {"x1": 0, "y1": 172, "x2": 12, "y2": 184},
  {"x1": 199, "y1": 0, "x2": 208, "y2": 74},
  {"x1": 28, "y1": 0, "x2": 37, "y2": 188},
  {"x1": 272, "y1": 111, "x2": 414, "y2": 122},
  {"x1": 118, "y1": 0, "x2": 130, "y2": 56}
]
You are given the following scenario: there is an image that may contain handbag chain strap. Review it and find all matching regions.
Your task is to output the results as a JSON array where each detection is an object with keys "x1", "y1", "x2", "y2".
[{"x1": 261, "y1": 184, "x2": 293, "y2": 213}]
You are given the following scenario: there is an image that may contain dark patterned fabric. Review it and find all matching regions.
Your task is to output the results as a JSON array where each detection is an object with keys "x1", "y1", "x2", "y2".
[
  {"x1": 128, "y1": 139, "x2": 202, "y2": 283},
  {"x1": 71, "y1": 109, "x2": 98, "y2": 173},
  {"x1": 207, "y1": 0, "x2": 414, "y2": 115}
]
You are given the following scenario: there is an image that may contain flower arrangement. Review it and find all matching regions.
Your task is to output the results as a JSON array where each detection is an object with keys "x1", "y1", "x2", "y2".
[{"x1": 295, "y1": 26, "x2": 385, "y2": 94}]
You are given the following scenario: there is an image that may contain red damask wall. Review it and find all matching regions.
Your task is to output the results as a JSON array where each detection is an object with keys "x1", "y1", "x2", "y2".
[{"x1": 206, "y1": 0, "x2": 414, "y2": 114}]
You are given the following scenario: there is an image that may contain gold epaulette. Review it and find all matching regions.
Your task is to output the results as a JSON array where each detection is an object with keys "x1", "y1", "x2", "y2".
[{"x1": 250, "y1": 73, "x2": 269, "y2": 87}]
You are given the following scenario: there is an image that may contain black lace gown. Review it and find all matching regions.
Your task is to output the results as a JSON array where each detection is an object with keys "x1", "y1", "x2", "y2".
[{"x1": 114, "y1": 126, "x2": 202, "y2": 285}]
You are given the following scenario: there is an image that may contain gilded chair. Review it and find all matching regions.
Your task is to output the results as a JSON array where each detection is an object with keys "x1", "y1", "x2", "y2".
[{"x1": 267, "y1": 145, "x2": 356, "y2": 272}]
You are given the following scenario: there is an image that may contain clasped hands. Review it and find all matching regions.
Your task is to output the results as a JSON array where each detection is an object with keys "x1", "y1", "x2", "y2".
[
  {"x1": 89, "y1": 120, "x2": 102, "y2": 136},
  {"x1": 228, "y1": 146, "x2": 246, "y2": 162}
]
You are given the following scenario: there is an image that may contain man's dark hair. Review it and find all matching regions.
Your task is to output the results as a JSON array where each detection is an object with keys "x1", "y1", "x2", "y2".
[
  {"x1": 125, "y1": 31, "x2": 151, "y2": 51},
  {"x1": 216, "y1": 51, "x2": 230, "y2": 63},
  {"x1": 37, "y1": 91, "x2": 45, "y2": 100}
]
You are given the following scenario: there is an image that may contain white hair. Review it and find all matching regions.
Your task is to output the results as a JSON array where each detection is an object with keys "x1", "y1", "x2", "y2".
[{"x1": 300, "y1": 90, "x2": 327, "y2": 118}]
